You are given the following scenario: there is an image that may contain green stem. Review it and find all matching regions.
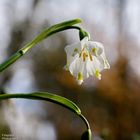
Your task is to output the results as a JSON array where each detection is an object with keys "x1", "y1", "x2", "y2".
[
  {"x1": 0, "y1": 92, "x2": 90, "y2": 130},
  {"x1": 0, "y1": 19, "x2": 82, "y2": 73},
  {"x1": 79, "y1": 114, "x2": 90, "y2": 130}
]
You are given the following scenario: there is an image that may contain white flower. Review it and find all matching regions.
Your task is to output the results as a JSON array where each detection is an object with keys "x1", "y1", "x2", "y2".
[{"x1": 64, "y1": 37, "x2": 110, "y2": 85}]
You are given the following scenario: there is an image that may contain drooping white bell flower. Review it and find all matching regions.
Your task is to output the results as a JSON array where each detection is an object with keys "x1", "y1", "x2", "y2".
[{"x1": 64, "y1": 37, "x2": 110, "y2": 85}]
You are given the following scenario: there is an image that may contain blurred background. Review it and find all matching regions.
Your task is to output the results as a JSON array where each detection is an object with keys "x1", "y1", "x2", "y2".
[{"x1": 0, "y1": 0, "x2": 140, "y2": 140}]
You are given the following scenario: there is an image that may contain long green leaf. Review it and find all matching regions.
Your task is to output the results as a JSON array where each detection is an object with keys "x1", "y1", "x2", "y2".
[
  {"x1": 0, "y1": 92, "x2": 92, "y2": 139},
  {"x1": 0, "y1": 92, "x2": 81, "y2": 114}
]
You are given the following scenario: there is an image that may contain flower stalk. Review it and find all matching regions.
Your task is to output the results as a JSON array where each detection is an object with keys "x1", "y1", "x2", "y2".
[
  {"x1": 0, "y1": 19, "x2": 82, "y2": 73},
  {"x1": 79, "y1": 29, "x2": 90, "y2": 40}
]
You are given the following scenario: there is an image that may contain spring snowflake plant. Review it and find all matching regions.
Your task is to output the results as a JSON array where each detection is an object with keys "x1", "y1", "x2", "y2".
[
  {"x1": 0, "y1": 18, "x2": 110, "y2": 140},
  {"x1": 64, "y1": 36, "x2": 110, "y2": 84}
]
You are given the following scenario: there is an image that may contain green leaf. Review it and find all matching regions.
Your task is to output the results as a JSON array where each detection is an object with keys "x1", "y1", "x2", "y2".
[
  {"x1": 0, "y1": 92, "x2": 81, "y2": 114},
  {"x1": 0, "y1": 91, "x2": 92, "y2": 139},
  {"x1": 31, "y1": 92, "x2": 81, "y2": 114}
]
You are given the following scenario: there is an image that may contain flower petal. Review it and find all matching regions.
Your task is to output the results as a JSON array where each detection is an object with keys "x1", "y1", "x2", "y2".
[
  {"x1": 86, "y1": 56, "x2": 103, "y2": 78},
  {"x1": 64, "y1": 42, "x2": 81, "y2": 68},
  {"x1": 80, "y1": 37, "x2": 89, "y2": 49},
  {"x1": 65, "y1": 42, "x2": 81, "y2": 56},
  {"x1": 88, "y1": 41, "x2": 110, "y2": 69},
  {"x1": 69, "y1": 56, "x2": 90, "y2": 84},
  {"x1": 87, "y1": 41, "x2": 104, "y2": 56}
]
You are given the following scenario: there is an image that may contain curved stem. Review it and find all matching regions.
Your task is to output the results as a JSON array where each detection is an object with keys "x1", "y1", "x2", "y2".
[
  {"x1": 0, "y1": 19, "x2": 82, "y2": 73},
  {"x1": 79, "y1": 113, "x2": 90, "y2": 130},
  {"x1": 0, "y1": 92, "x2": 90, "y2": 131}
]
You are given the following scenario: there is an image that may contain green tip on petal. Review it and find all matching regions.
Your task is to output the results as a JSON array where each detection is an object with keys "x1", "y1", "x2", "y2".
[
  {"x1": 92, "y1": 48, "x2": 98, "y2": 56},
  {"x1": 64, "y1": 65, "x2": 69, "y2": 71},
  {"x1": 95, "y1": 69, "x2": 101, "y2": 80},
  {"x1": 78, "y1": 72, "x2": 83, "y2": 80},
  {"x1": 77, "y1": 72, "x2": 83, "y2": 84}
]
